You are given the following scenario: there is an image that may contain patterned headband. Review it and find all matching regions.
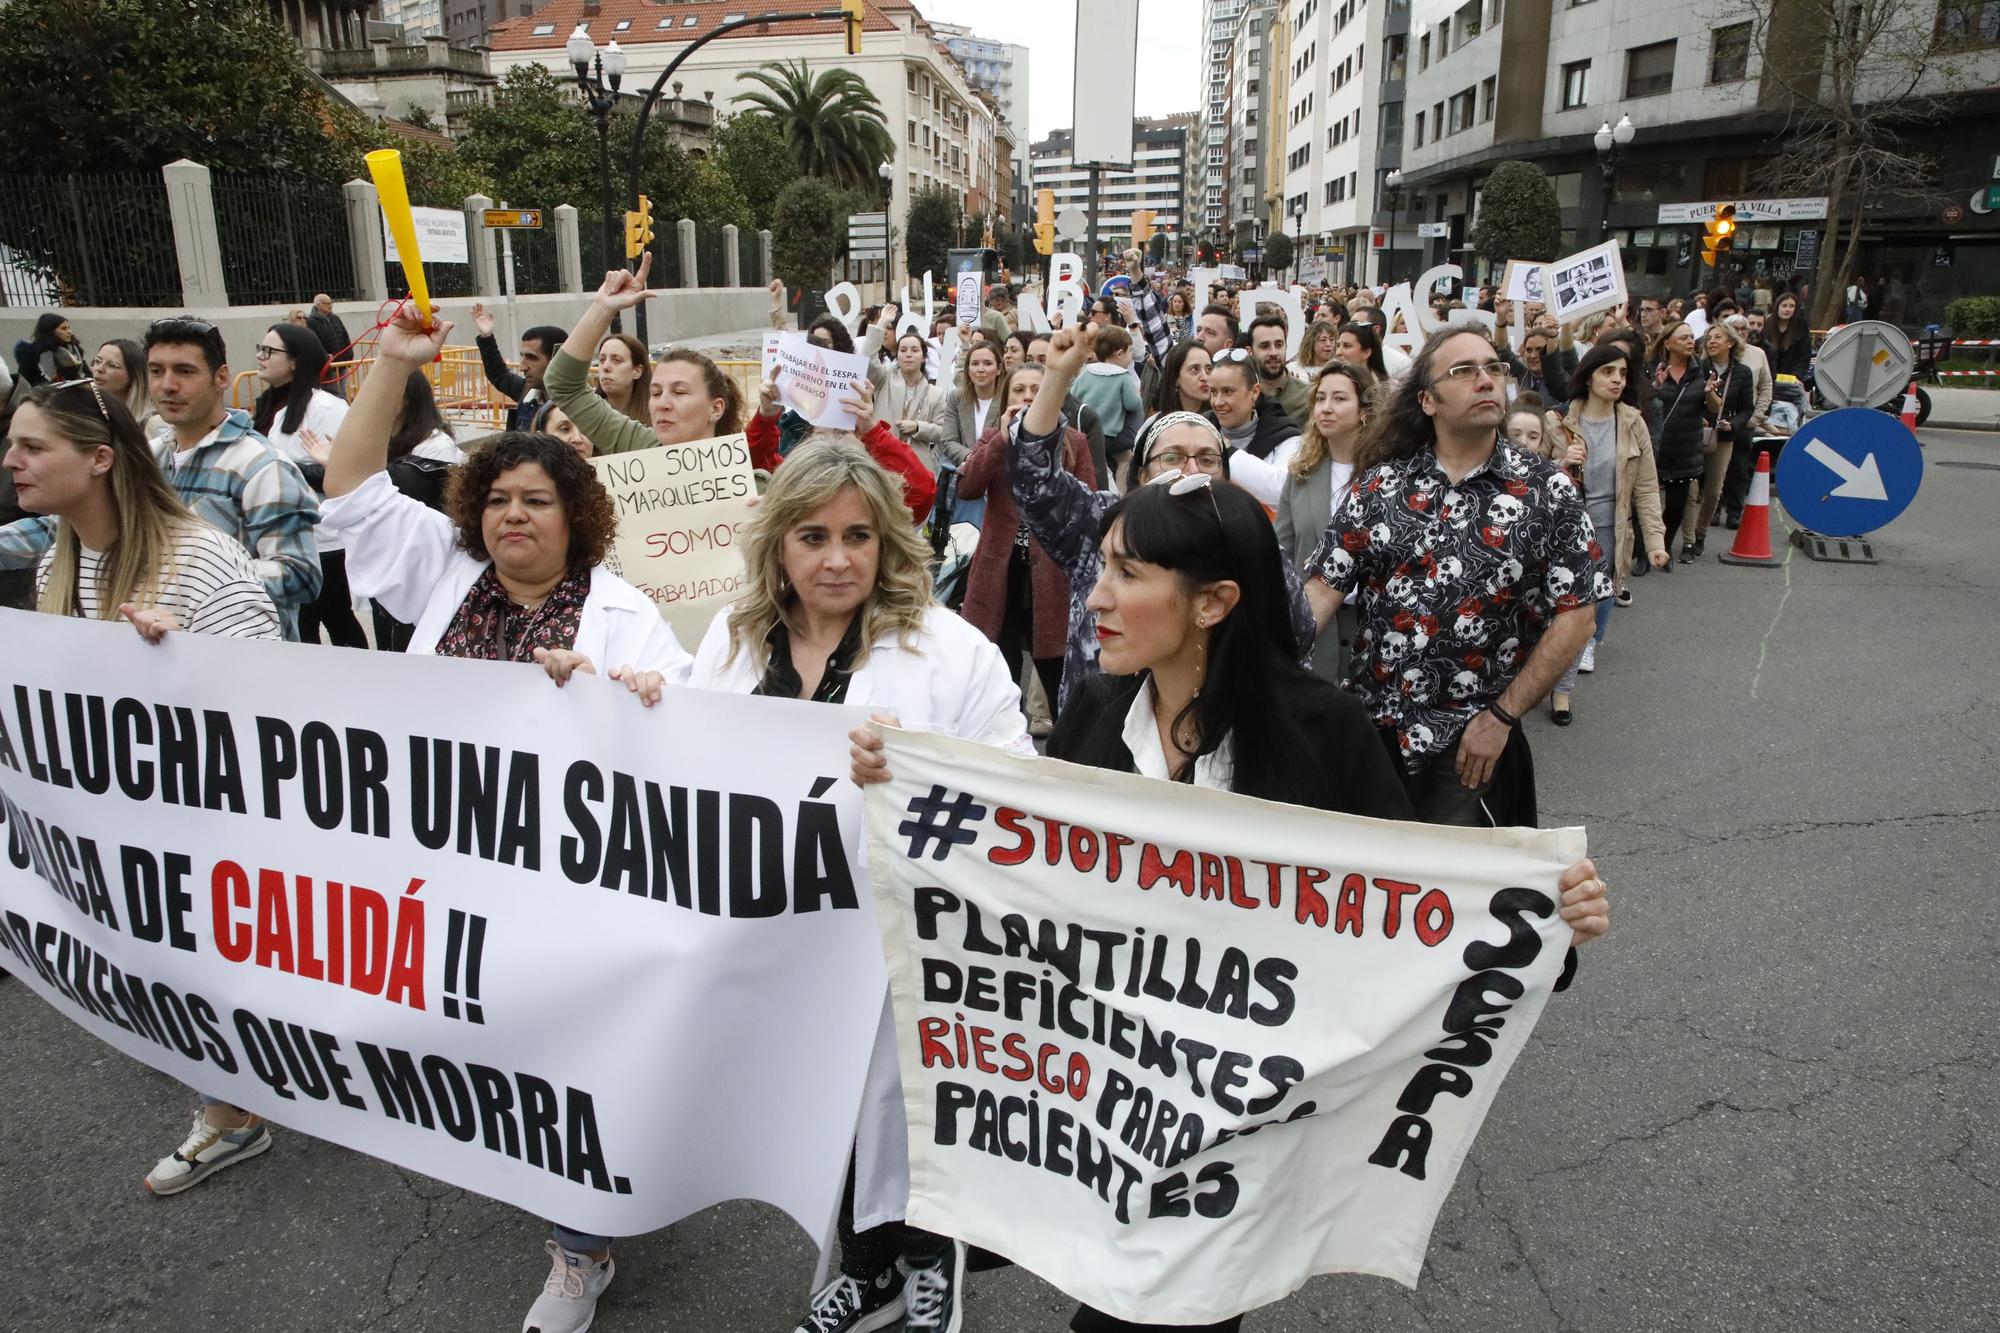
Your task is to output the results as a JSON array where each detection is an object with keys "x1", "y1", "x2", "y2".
[{"x1": 1134, "y1": 411, "x2": 1224, "y2": 469}]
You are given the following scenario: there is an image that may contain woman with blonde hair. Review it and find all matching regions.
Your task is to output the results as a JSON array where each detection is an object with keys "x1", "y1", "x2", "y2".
[
  {"x1": 1274, "y1": 361, "x2": 1377, "y2": 681},
  {"x1": 90, "y1": 338, "x2": 159, "y2": 438},
  {"x1": 1289, "y1": 317, "x2": 1341, "y2": 381},
  {"x1": 6, "y1": 380, "x2": 277, "y2": 640},
  {"x1": 684, "y1": 436, "x2": 1028, "y2": 1333}
]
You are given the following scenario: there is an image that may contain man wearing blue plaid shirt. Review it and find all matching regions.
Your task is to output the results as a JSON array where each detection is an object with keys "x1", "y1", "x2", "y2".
[{"x1": 0, "y1": 317, "x2": 321, "y2": 639}]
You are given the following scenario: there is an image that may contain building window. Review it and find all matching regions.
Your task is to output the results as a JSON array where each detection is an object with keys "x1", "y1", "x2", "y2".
[
  {"x1": 1414, "y1": 110, "x2": 1426, "y2": 146},
  {"x1": 1709, "y1": 23, "x2": 1751, "y2": 81},
  {"x1": 1481, "y1": 76, "x2": 1497, "y2": 121},
  {"x1": 1448, "y1": 88, "x2": 1475, "y2": 134},
  {"x1": 1703, "y1": 155, "x2": 1776, "y2": 198},
  {"x1": 1419, "y1": 32, "x2": 1430, "y2": 68},
  {"x1": 1625, "y1": 39, "x2": 1677, "y2": 97},
  {"x1": 1455, "y1": 0, "x2": 1482, "y2": 45},
  {"x1": 1560, "y1": 59, "x2": 1590, "y2": 109},
  {"x1": 1937, "y1": 2, "x2": 2000, "y2": 45}
]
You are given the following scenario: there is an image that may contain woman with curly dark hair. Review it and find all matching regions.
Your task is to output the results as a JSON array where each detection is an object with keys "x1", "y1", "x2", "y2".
[{"x1": 318, "y1": 302, "x2": 689, "y2": 687}]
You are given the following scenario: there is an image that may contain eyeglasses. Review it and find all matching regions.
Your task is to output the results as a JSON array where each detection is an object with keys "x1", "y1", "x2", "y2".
[
  {"x1": 1428, "y1": 360, "x2": 1513, "y2": 387},
  {"x1": 1153, "y1": 468, "x2": 1226, "y2": 525},
  {"x1": 147, "y1": 317, "x2": 216, "y2": 336},
  {"x1": 89, "y1": 356, "x2": 117, "y2": 369},
  {"x1": 1152, "y1": 449, "x2": 1225, "y2": 470},
  {"x1": 254, "y1": 345, "x2": 285, "y2": 359},
  {"x1": 1211, "y1": 347, "x2": 1252, "y2": 364}
]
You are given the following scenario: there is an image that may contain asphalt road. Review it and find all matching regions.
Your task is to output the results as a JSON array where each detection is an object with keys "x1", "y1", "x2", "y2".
[{"x1": 3, "y1": 428, "x2": 1995, "y2": 1333}]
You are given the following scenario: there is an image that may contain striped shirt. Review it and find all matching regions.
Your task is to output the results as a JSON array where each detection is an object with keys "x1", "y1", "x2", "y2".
[{"x1": 33, "y1": 524, "x2": 281, "y2": 640}]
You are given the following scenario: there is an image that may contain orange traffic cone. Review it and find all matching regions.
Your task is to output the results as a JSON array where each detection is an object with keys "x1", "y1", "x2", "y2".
[
  {"x1": 1899, "y1": 378, "x2": 1919, "y2": 433},
  {"x1": 1719, "y1": 451, "x2": 1783, "y2": 566}
]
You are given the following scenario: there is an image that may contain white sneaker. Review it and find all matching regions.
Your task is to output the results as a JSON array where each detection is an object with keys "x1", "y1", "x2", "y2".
[
  {"x1": 523, "y1": 1240, "x2": 614, "y2": 1333},
  {"x1": 144, "y1": 1109, "x2": 272, "y2": 1196},
  {"x1": 1577, "y1": 642, "x2": 1597, "y2": 674}
]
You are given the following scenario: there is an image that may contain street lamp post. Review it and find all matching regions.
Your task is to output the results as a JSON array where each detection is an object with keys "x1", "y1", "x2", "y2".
[
  {"x1": 879, "y1": 160, "x2": 895, "y2": 305},
  {"x1": 566, "y1": 27, "x2": 627, "y2": 301},
  {"x1": 618, "y1": 6, "x2": 856, "y2": 343},
  {"x1": 1291, "y1": 204, "x2": 1304, "y2": 286},
  {"x1": 1594, "y1": 114, "x2": 1635, "y2": 244},
  {"x1": 1384, "y1": 169, "x2": 1404, "y2": 284}
]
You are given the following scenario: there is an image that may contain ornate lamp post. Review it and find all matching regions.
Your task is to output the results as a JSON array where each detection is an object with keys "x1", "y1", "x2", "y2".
[
  {"x1": 566, "y1": 27, "x2": 627, "y2": 286},
  {"x1": 1594, "y1": 114, "x2": 1636, "y2": 244}
]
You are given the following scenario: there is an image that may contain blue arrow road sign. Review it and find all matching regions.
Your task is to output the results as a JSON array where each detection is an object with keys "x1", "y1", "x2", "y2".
[{"x1": 1773, "y1": 407, "x2": 1924, "y2": 537}]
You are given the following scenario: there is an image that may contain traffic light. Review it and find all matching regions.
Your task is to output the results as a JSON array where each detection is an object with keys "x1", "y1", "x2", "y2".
[
  {"x1": 1131, "y1": 209, "x2": 1155, "y2": 247},
  {"x1": 1033, "y1": 187, "x2": 1055, "y2": 256},
  {"x1": 841, "y1": 0, "x2": 863, "y2": 55},
  {"x1": 624, "y1": 194, "x2": 654, "y2": 259},
  {"x1": 1700, "y1": 203, "x2": 1736, "y2": 266}
]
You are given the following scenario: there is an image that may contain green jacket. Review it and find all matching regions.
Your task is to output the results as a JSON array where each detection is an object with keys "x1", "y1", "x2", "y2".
[{"x1": 1265, "y1": 370, "x2": 1311, "y2": 428}]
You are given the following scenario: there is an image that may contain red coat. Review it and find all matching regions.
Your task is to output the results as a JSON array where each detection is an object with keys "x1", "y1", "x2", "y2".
[
  {"x1": 956, "y1": 422, "x2": 1094, "y2": 660},
  {"x1": 746, "y1": 411, "x2": 937, "y2": 523}
]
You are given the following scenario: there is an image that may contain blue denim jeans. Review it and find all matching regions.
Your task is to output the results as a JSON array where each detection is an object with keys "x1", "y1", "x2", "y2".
[
  {"x1": 1555, "y1": 597, "x2": 1616, "y2": 696},
  {"x1": 550, "y1": 1223, "x2": 614, "y2": 1255}
]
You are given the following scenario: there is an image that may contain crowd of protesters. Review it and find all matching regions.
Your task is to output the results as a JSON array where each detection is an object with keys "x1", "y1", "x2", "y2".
[{"x1": 0, "y1": 249, "x2": 1661, "y2": 1333}]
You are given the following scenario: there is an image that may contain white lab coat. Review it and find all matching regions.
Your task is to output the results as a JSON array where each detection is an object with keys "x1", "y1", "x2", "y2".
[
  {"x1": 322, "y1": 470, "x2": 691, "y2": 676},
  {"x1": 688, "y1": 602, "x2": 1031, "y2": 1231}
]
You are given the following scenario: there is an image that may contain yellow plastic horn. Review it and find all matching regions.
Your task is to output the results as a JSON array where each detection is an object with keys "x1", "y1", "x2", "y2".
[{"x1": 365, "y1": 149, "x2": 433, "y2": 328}]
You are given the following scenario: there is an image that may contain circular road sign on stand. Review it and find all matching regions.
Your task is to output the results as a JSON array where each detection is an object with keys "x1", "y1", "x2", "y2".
[
  {"x1": 1812, "y1": 320, "x2": 1916, "y2": 409},
  {"x1": 1774, "y1": 407, "x2": 1924, "y2": 537}
]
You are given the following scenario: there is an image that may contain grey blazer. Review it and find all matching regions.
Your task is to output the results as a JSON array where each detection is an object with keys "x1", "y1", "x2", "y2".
[{"x1": 1274, "y1": 456, "x2": 1354, "y2": 684}]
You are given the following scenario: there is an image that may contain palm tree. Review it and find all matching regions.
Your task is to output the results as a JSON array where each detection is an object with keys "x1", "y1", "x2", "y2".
[{"x1": 732, "y1": 58, "x2": 894, "y2": 190}]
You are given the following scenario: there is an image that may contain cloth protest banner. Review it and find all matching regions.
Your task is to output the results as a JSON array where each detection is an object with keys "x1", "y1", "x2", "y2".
[
  {"x1": 772, "y1": 331, "x2": 868, "y2": 430},
  {"x1": 0, "y1": 611, "x2": 882, "y2": 1240},
  {"x1": 592, "y1": 434, "x2": 756, "y2": 649},
  {"x1": 864, "y1": 728, "x2": 1582, "y2": 1324},
  {"x1": 1542, "y1": 240, "x2": 1627, "y2": 324}
]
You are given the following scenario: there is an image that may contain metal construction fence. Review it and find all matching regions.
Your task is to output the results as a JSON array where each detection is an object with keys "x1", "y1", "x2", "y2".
[{"x1": 0, "y1": 173, "x2": 182, "y2": 307}]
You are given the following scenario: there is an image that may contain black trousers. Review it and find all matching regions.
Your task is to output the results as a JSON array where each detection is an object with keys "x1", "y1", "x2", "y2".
[
  {"x1": 1072, "y1": 1309, "x2": 1243, "y2": 1333},
  {"x1": 298, "y1": 549, "x2": 367, "y2": 648},
  {"x1": 1658, "y1": 477, "x2": 1695, "y2": 554},
  {"x1": 994, "y1": 541, "x2": 1063, "y2": 718},
  {"x1": 836, "y1": 1156, "x2": 952, "y2": 1278}
]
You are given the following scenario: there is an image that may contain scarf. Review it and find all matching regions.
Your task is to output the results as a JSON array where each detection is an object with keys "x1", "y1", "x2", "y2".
[{"x1": 434, "y1": 564, "x2": 590, "y2": 662}]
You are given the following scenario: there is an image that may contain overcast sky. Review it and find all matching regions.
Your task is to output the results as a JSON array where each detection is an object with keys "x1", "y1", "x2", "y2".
[{"x1": 911, "y1": 0, "x2": 1202, "y2": 142}]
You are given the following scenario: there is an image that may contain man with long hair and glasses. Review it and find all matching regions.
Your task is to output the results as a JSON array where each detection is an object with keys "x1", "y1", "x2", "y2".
[
  {"x1": 1302, "y1": 327, "x2": 1609, "y2": 825},
  {"x1": 0, "y1": 317, "x2": 321, "y2": 639}
]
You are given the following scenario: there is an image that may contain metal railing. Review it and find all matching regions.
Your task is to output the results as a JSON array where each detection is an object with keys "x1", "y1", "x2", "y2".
[
  {"x1": 694, "y1": 222, "x2": 730, "y2": 288},
  {"x1": 0, "y1": 172, "x2": 182, "y2": 307},
  {"x1": 213, "y1": 172, "x2": 360, "y2": 306}
]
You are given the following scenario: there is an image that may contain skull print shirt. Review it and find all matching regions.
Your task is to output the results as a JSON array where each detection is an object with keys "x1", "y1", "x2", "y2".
[{"x1": 1304, "y1": 439, "x2": 1611, "y2": 772}]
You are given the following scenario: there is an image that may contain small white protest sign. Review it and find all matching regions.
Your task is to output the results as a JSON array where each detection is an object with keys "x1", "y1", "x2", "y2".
[
  {"x1": 1542, "y1": 241, "x2": 1627, "y2": 324},
  {"x1": 771, "y1": 331, "x2": 868, "y2": 429},
  {"x1": 382, "y1": 205, "x2": 469, "y2": 264},
  {"x1": 955, "y1": 273, "x2": 983, "y2": 327}
]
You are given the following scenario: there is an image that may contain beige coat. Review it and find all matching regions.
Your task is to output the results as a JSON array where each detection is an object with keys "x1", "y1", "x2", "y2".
[{"x1": 1540, "y1": 401, "x2": 1666, "y2": 589}]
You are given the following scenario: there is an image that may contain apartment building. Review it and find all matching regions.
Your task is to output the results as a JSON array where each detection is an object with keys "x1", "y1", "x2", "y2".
[
  {"x1": 1393, "y1": 0, "x2": 2000, "y2": 322},
  {"x1": 1200, "y1": 0, "x2": 1249, "y2": 239},
  {"x1": 1278, "y1": 0, "x2": 1392, "y2": 284},
  {"x1": 1031, "y1": 117, "x2": 1192, "y2": 253},
  {"x1": 486, "y1": 2, "x2": 1007, "y2": 284},
  {"x1": 1222, "y1": 1, "x2": 1279, "y2": 247},
  {"x1": 932, "y1": 23, "x2": 1031, "y2": 180}
]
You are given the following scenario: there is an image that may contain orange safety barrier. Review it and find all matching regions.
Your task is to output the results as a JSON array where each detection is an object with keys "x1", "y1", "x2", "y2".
[{"x1": 229, "y1": 353, "x2": 769, "y2": 438}]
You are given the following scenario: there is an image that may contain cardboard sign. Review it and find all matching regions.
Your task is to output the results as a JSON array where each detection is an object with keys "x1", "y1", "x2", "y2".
[
  {"x1": 1542, "y1": 241, "x2": 1627, "y2": 324},
  {"x1": 771, "y1": 331, "x2": 869, "y2": 429},
  {"x1": 955, "y1": 273, "x2": 983, "y2": 328},
  {"x1": 1502, "y1": 259, "x2": 1546, "y2": 305},
  {"x1": 593, "y1": 434, "x2": 757, "y2": 648}
]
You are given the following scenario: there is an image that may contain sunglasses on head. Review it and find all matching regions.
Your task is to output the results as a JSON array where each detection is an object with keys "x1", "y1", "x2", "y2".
[{"x1": 1211, "y1": 348, "x2": 1252, "y2": 364}]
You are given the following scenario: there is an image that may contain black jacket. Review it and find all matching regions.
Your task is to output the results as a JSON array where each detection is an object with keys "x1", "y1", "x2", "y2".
[
  {"x1": 306, "y1": 309, "x2": 353, "y2": 360},
  {"x1": 477, "y1": 333, "x2": 543, "y2": 432},
  {"x1": 1207, "y1": 395, "x2": 1300, "y2": 461},
  {"x1": 1047, "y1": 670, "x2": 1414, "y2": 822},
  {"x1": 1649, "y1": 361, "x2": 1710, "y2": 480},
  {"x1": 1701, "y1": 356, "x2": 1755, "y2": 446},
  {"x1": 1762, "y1": 331, "x2": 1811, "y2": 380},
  {"x1": 1504, "y1": 347, "x2": 1570, "y2": 407}
]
